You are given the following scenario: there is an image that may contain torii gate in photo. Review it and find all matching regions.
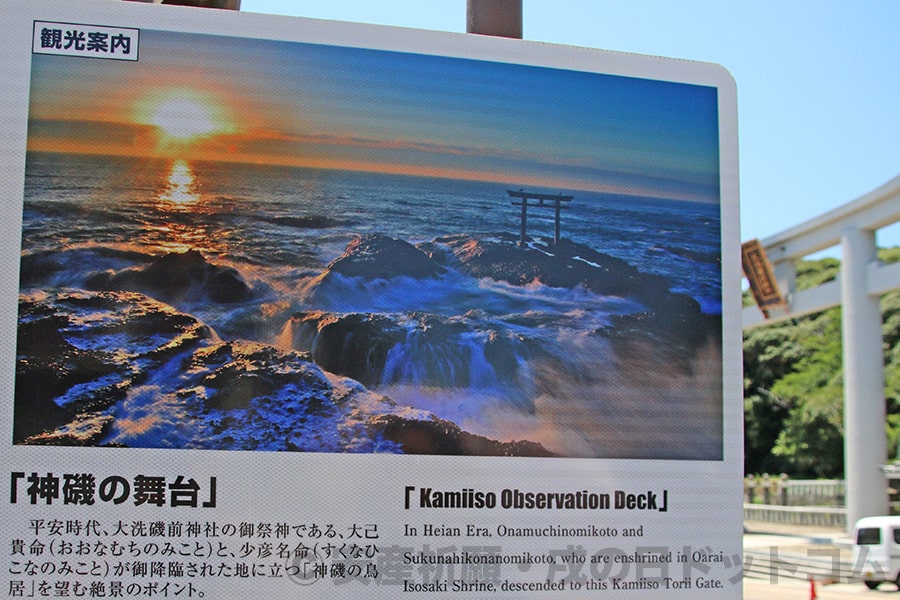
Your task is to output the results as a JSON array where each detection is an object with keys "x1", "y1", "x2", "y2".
[{"x1": 508, "y1": 189, "x2": 574, "y2": 246}]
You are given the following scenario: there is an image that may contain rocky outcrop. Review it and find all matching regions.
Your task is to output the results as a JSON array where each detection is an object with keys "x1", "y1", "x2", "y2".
[
  {"x1": 263, "y1": 215, "x2": 353, "y2": 229},
  {"x1": 13, "y1": 290, "x2": 383, "y2": 450},
  {"x1": 16, "y1": 229, "x2": 720, "y2": 456},
  {"x1": 369, "y1": 414, "x2": 554, "y2": 457},
  {"x1": 15, "y1": 290, "x2": 213, "y2": 444},
  {"x1": 430, "y1": 234, "x2": 717, "y2": 349},
  {"x1": 435, "y1": 234, "x2": 669, "y2": 299},
  {"x1": 16, "y1": 290, "x2": 542, "y2": 455},
  {"x1": 86, "y1": 249, "x2": 253, "y2": 304},
  {"x1": 283, "y1": 232, "x2": 716, "y2": 407},
  {"x1": 283, "y1": 310, "x2": 532, "y2": 394},
  {"x1": 283, "y1": 311, "x2": 405, "y2": 385},
  {"x1": 324, "y1": 234, "x2": 446, "y2": 280}
]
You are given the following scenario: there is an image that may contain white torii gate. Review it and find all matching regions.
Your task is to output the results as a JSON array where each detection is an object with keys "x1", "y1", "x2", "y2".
[{"x1": 743, "y1": 174, "x2": 900, "y2": 529}]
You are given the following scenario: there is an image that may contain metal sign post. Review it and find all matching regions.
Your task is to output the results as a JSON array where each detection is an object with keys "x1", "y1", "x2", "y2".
[{"x1": 467, "y1": 0, "x2": 522, "y2": 38}]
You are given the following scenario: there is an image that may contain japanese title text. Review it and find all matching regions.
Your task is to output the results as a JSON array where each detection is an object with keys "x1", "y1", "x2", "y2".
[
  {"x1": 33, "y1": 21, "x2": 139, "y2": 61},
  {"x1": 10, "y1": 473, "x2": 217, "y2": 509}
]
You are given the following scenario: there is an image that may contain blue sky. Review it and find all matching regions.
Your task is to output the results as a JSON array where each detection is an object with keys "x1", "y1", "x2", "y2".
[{"x1": 240, "y1": 0, "x2": 900, "y2": 251}]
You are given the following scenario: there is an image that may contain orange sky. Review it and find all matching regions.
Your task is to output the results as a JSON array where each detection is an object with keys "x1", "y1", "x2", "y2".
[{"x1": 27, "y1": 28, "x2": 721, "y2": 202}]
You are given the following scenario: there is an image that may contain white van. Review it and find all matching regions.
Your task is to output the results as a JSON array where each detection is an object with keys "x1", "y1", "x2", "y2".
[{"x1": 853, "y1": 516, "x2": 900, "y2": 590}]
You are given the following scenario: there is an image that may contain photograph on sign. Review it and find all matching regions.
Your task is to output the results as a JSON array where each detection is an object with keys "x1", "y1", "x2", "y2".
[
  {"x1": 1, "y1": 2, "x2": 742, "y2": 597},
  {"x1": 14, "y1": 23, "x2": 723, "y2": 460},
  {"x1": 16, "y1": 23, "x2": 723, "y2": 460}
]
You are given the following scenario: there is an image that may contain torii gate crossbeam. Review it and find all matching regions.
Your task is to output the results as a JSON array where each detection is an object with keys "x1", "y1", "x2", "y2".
[{"x1": 742, "y1": 174, "x2": 900, "y2": 530}]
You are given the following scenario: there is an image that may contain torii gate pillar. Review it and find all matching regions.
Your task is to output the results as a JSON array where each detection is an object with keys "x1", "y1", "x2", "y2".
[{"x1": 842, "y1": 226, "x2": 889, "y2": 526}]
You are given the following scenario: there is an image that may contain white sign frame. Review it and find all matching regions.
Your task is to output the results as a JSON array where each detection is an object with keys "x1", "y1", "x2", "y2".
[{"x1": 1, "y1": 1, "x2": 741, "y2": 597}]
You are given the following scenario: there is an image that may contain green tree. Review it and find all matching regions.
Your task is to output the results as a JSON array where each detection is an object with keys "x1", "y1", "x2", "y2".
[
  {"x1": 743, "y1": 248, "x2": 900, "y2": 478},
  {"x1": 768, "y1": 309, "x2": 844, "y2": 478}
]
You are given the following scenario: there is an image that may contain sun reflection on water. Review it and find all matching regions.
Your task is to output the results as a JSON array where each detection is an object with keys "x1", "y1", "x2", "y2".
[
  {"x1": 159, "y1": 159, "x2": 200, "y2": 207},
  {"x1": 150, "y1": 159, "x2": 213, "y2": 254}
]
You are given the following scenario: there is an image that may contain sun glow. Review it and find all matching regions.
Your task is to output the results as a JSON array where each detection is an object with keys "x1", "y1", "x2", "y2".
[
  {"x1": 136, "y1": 88, "x2": 234, "y2": 149},
  {"x1": 152, "y1": 98, "x2": 217, "y2": 140}
]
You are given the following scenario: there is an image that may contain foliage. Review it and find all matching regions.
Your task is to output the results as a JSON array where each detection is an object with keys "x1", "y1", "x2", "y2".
[{"x1": 743, "y1": 248, "x2": 900, "y2": 478}]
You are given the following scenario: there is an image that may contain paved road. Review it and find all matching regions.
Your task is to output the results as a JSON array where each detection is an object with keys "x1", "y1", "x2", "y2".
[
  {"x1": 742, "y1": 526, "x2": 891, "y2": 599},
  {"x1": 745, "y1": 576, "x2": 897, "y2": 599}
]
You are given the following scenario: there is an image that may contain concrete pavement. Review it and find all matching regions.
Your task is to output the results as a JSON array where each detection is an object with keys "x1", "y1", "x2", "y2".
[
  {"x1": 742, "y1": 521, "x2": 877, "y2": 599},
  {"x1": 745, "y1": 576, "x2": 896, "y2": 599}
]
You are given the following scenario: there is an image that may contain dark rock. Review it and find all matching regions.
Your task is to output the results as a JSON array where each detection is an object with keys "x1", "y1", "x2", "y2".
[
  {"x1": 436, "y1": 234, "x2": 714, "y2": 349},
  {"x1": 19, "y1": 251, "x2": 64, "y2": 287},
  {"x1": 285, "y1": 311, "x2": 405, "y2": 385},
  {"x1": 265, "y1": 215, "x2": 353, "y2": 229},
  {"x1": 483, "y1": 329, "x2": 525, "y2": 381},
  {"x1": 325, "y1": 234, "x2": 446, "y2": 280},
  {"x1": 15, "y1": 291, "x2": 213, "y2": 444},
  {"x1": 86, "y1": 249, "x2": 253, "y2": 304},
  {"x1": 438, "y1": 234, "x2": 670, "y2": 298},
  {"x1": 369, "y1": 414, "x2": 554, "y2": 457},
  {"x1": 15, "y1": 302, "x2": 117, "y2": 441},
  {"x1": 196, "y1": 341, "x2": 332, "y2": 412},
  {"x1": 16, "y1": 290, "x2": 550, "y2": 454},
  {"x1": 599, "y1": 311, "x2": 722, "y2": 370},
  {"x1": 285, "y1": 310, "x2": 531, "y2": 393}
]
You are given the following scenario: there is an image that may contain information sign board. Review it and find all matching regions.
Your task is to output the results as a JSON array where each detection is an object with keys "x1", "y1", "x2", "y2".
[{"x1": 1, "y1": 1, "x2": 741, "y2": 596}]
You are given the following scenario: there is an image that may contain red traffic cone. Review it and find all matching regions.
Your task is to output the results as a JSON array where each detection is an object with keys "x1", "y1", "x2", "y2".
[{"x1": 808, "y1": 575, "x2": 817, "y2": 599}]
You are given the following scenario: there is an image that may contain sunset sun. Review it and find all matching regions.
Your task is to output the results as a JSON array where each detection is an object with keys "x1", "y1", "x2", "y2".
[
  {"x1": 136, "y1": 88, "x2": 234, "y2": 149},
  {"x1": 151, "y1": 97, "x2": 218, "y2": 140}
]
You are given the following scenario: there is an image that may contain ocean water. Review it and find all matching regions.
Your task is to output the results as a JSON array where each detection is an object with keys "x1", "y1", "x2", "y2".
[
  {"x1": 23, "y1": 152, "x2": 721, "y2": 308},
  {"x1": 18, "y1": 151, "x2": 724, "y2": 458}
]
